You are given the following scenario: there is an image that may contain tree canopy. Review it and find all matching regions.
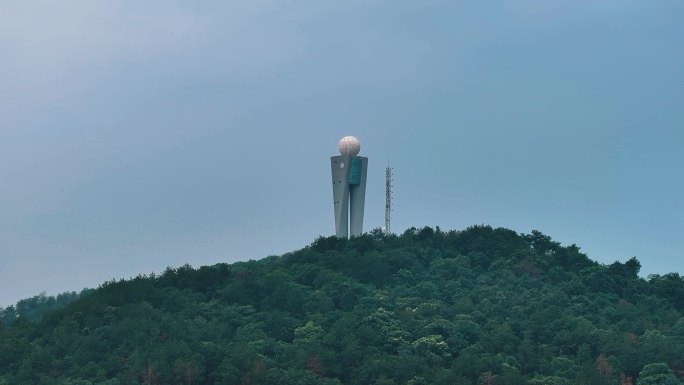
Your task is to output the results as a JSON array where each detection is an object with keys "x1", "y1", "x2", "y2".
[{"x1": 0, "y1": 225, "x2": 682, "y2": 385}]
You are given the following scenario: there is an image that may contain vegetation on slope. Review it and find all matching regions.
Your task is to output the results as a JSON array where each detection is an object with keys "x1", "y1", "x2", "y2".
[
  {"x1": 1, "y1": 290, "x2": 90, "y2": 326},
  {"x1": 0, "y1": 225, "x2": 682, "y2": 385}
]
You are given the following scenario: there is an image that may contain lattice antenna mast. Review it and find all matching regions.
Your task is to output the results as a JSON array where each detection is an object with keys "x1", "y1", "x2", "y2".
[{"x1": 385, "y1": 160, "x2": 393, "y2": 235}]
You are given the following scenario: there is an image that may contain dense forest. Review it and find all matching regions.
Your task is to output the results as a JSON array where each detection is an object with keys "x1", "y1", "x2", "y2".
[
  {"x1": 0, "y1": 225, "x2": 682, "y2": 385},
  {"x1": 1, "y1": 290, "x2": 90, "y2": 326}
]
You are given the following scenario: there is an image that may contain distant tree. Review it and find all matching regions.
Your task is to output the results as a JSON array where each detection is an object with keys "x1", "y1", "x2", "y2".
[
  {"x1": 527, "y1": 376, "x2": 572, "y2": 385},
  {"x1": 524, "y1": 230, "x2": 560, "y2": 255},
  {"x1": 637, "y1": 363, "x2": 681, "y2": 385},
  {"x1": 412, "y1": 334, "x2": 450, "y2": 364},
  {"x1": 621, "y1": 372, "x2": 634, "y2": 385},
  {"x1": 294, "y1": 321, "x2": 324, "y2": 345},
  {"x1": 624, "y1": 257, "x2": 641, "y2": 277},
  {"x1": 173, "y1": 359, "x2": 202, "y2": 385},
  {"x1": 479, "y1": 371, "x2": 495, "y2": 385},
  {"x1": 596, "y1": 353, "x2": 614, "y2": 378},
  {"x1": 550, "y1": 356, "x2": 578, "y2": 380},
  {"x1": 141, "y1": 361, "x2": 159, "y2": 385},
  {"x1": 61, "y1": 379, "x2": 94, "y2": 385},
  {"x1": 648, "y1": 273, "x2": 684, "y2": 311}
]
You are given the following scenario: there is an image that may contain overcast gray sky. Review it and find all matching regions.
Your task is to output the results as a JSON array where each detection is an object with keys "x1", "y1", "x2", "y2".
[{"x1": 1, "y1": 1, "x2": 682, "y2": 307}]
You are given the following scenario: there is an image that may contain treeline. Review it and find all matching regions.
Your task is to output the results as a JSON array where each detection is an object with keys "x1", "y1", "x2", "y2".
[
  {"x1": 0, "y1": 289, "x2": 90, "y2": 325},
  {"x1": 0, "y1": 225, "x2": 682, "y2": 385}
]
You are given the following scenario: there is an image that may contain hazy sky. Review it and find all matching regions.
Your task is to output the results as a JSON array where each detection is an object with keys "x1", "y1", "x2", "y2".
[{"x1": 1, "y1": 1, "x2": 682, "y2": 307}]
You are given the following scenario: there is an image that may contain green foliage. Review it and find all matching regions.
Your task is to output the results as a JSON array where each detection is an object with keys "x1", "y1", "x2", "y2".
[
  {"x1": 527, "y1": 375, "x2": 572, "y2": 385},
  {"x1": 0, "y1": 290, "x2": 88, "y2": 325},
  {"x1": 0, "y1": 226, "x2": 682, "y2": 385},
  {"x1": 638, "y1": 363, "x2": 682, "y2": 385}
]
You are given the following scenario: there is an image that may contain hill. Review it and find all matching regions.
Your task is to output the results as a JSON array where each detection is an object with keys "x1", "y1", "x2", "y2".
[{"x1": 0, "y1": 225, "x2": 682, "y2": 385}]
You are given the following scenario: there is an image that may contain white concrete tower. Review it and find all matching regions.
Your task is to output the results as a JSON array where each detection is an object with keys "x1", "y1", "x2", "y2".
[{"x1": 331, "y1": 136, "x2": 368, "y2": 238}]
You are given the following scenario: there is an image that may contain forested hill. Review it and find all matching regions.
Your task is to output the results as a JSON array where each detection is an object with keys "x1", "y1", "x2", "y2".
[{"x1": 1, "y1": 226, "x2": 683, "y2": 385}]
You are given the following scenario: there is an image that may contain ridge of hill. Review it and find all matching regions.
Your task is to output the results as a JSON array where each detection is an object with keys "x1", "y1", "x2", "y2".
[
  {"x1": 0, "y1": 225, "x2": 682, "y2": 385},
  {"x1": 1, "y1": 290, "x2": 91, "y2": 326}
]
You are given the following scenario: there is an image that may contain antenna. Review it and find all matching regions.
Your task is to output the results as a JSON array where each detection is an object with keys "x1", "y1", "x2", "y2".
[{"x1": 385, "y1": 159, "x2": 393, "y2": 235}]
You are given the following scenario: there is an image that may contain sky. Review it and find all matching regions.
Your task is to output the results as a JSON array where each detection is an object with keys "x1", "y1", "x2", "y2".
[{"x1": 1, "y1": 1, "x2": 683, "y2": 307}]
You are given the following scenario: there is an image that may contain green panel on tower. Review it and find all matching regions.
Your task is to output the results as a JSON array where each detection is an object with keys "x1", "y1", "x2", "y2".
[{"x1": 348, "y1": 157, "x2": 363, "y2": 185}]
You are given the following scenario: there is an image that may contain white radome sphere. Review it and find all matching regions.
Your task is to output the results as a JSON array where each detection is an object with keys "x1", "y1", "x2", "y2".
[{"x1": 338, "y1": 136, "x2": 361, "y2": 156}]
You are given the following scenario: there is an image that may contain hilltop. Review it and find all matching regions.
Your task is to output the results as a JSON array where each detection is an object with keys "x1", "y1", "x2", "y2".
[{"x1": 0, "y1": 225, "x2": 682, "y2": 385}]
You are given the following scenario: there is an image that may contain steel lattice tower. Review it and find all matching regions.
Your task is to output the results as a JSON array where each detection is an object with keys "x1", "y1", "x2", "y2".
[{"x1": 385, "y1": 161, "x2": 393, "y2": 235}]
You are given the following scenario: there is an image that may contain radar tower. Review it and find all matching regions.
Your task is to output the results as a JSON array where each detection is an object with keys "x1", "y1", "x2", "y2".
[{"x1": 330, "y1": 136, "x2": 368, "y2": 238}]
